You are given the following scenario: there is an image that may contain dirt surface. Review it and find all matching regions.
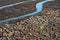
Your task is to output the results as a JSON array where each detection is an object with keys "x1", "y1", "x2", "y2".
[{"x1": 0, "y1": 0, "x2": 60, "y2": 40}]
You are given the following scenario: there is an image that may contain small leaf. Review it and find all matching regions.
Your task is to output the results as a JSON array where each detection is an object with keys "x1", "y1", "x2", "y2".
[{"x1": 39, "y1": 23, "x2": 44, "y2": 32}]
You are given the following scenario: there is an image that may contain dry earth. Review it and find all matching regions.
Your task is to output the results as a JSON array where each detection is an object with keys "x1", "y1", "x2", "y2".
[{"x1": 0, "y1": 0, "x2": 60, "y2": 40}]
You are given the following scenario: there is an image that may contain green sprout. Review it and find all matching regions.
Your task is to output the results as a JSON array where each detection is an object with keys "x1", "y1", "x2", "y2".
[{"x1": 39, "y1": 23, "x2": 44, "y2": 32}]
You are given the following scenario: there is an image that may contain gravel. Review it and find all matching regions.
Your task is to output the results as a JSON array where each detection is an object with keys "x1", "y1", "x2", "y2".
[{"x1": 0, "y1": 0, "x2": 60, "y2": 40}]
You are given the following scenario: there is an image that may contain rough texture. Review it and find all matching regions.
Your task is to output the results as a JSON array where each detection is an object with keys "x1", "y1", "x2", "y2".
[
  {"x1": 0, "y1": 7, "x2": 60, "y2": 40},
  {"x1": 0, "y1": 0, "x2": 60, "y2": 40}
]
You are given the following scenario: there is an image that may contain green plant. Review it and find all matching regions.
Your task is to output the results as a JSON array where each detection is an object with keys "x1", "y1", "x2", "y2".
[{"x1": 39, "y1": 23, "x2": 44, "y2": 32}]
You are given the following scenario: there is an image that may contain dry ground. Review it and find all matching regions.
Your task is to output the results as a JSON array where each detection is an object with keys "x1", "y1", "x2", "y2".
[{"x1": 0, "y1": 0, "x2": 60, "y2": 40}]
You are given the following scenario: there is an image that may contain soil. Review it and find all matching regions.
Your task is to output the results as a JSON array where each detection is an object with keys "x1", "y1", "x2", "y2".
[{"x1": 0, "y1": 0, "x2": 60, "y2": 40}]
